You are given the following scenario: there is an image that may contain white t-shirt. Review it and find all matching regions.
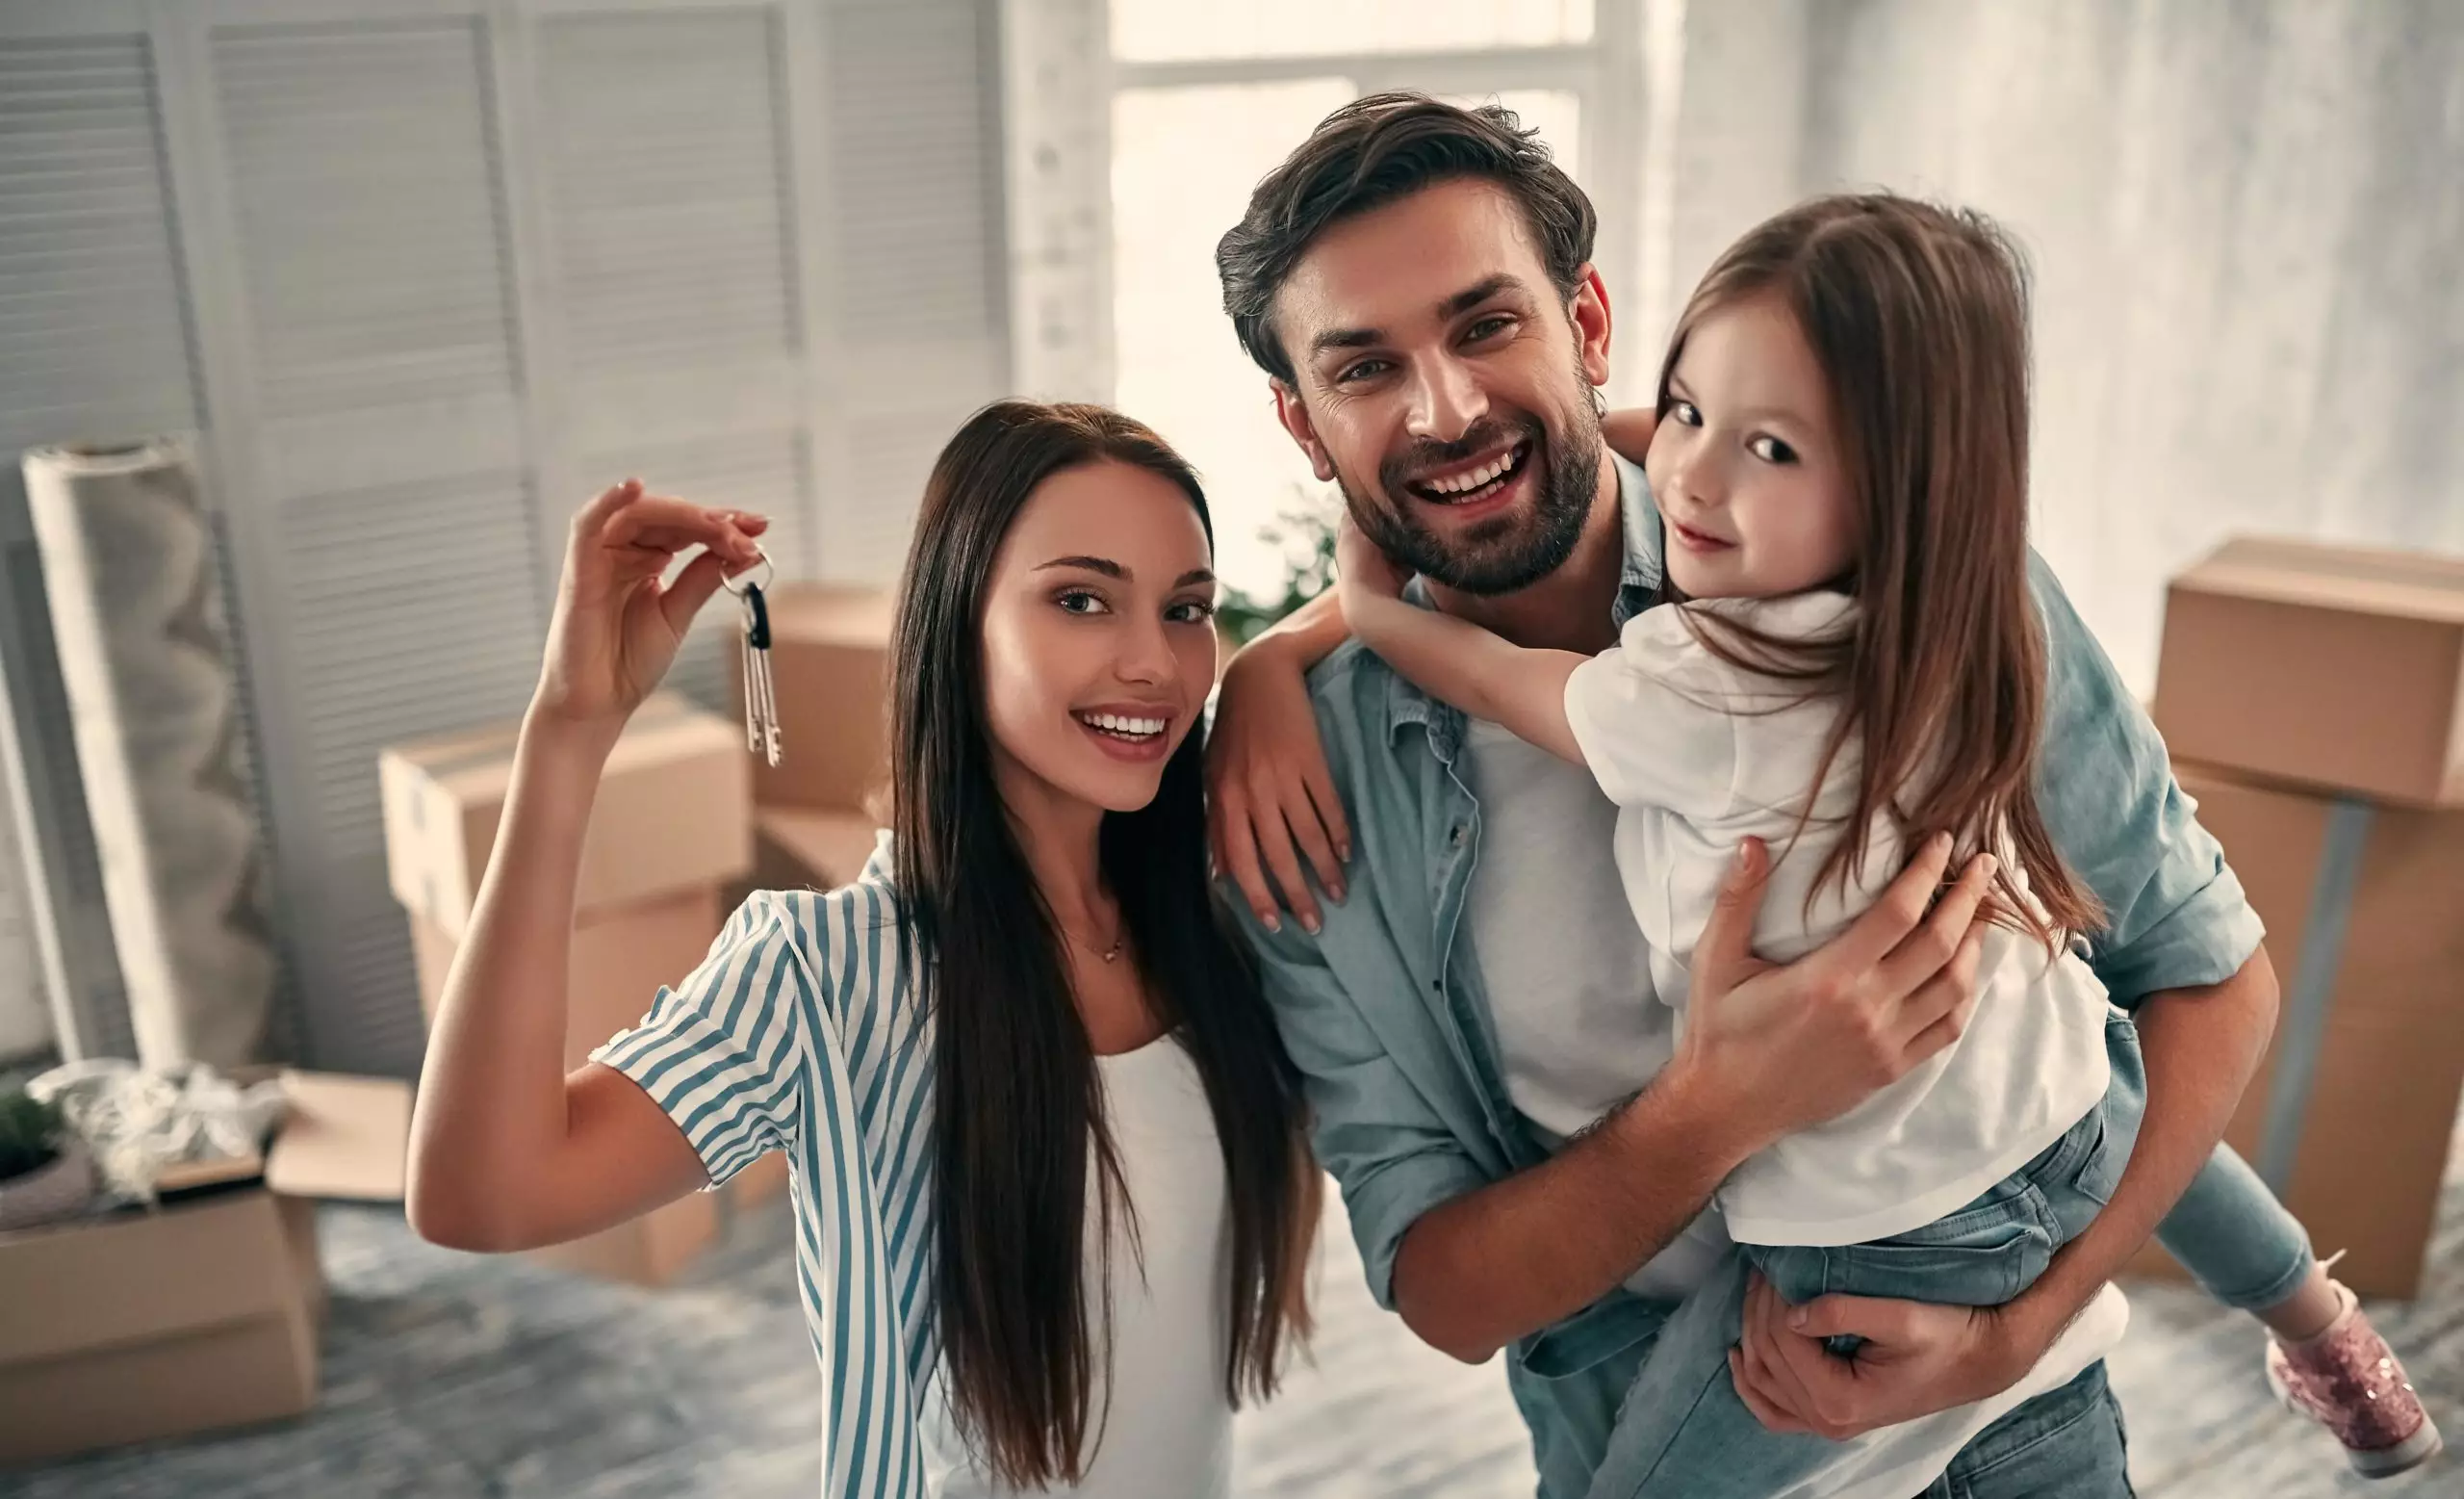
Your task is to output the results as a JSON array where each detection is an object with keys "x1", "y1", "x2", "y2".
[
  {"x1": 1457, "y1": 718, "x2": 1734, "y2": 1300},
  {"x1": 1561, "y1": 591, "x2": 2113, "y2": 1246},
  {"x1": 923, "y1": 1038, "x2": 1233, "y2": 1498}
]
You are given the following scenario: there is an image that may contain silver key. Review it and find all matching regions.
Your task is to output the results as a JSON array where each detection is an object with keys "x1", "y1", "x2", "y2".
[{"x1": 727, "y1": 548, "x2": 782, "y2": 766}]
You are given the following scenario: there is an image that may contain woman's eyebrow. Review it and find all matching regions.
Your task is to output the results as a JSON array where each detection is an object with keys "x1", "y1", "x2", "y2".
[
  {"x1": 1036, "y1": 555, "x2": 1124, "y2": 578},
  {"x1": 1035, "y1": 556, "x2": 1217, "y2": 589}
]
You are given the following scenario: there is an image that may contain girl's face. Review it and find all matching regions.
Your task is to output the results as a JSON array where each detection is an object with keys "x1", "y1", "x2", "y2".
[
  {"x1": 979, "y1": 459, "x2": 1219, "y2": 816},
  {"x1": 1646, "y1": 292, "x2": 1857, "y2": 600}
]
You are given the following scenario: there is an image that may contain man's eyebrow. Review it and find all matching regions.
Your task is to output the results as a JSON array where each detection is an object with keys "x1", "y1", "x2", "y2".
[
  {"x1": 1438, "y1": 273, "x2": 1527, "y2": 319},
  {"x1": 1308, "y1": 273, "x2": 1533, "y2": 360},
  {"x1": 1310, "y1": 325, "x2": 1382, "y2": 358}
]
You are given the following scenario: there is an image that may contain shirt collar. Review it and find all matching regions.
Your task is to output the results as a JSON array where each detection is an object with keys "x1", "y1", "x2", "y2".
[{"x1": 1381, "y1": 447, "x2": 1664, "y2": 748}]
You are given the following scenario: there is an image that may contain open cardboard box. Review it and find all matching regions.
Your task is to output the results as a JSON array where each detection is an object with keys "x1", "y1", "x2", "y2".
[{"x1": 0, "y1": 1072, "x2": 407, "y2": 1466}]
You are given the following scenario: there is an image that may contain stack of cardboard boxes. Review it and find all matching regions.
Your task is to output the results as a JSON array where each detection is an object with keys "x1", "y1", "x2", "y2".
[
  {"x1": 2132, "y1": 536, "x2": 2464, "y2": 1297},
  {"x1": 378, "y1": 692, "x2": 755, "y2": 1283},
  {"x1": 731, "y1": 584, "x2": 895, "y2": 902}
]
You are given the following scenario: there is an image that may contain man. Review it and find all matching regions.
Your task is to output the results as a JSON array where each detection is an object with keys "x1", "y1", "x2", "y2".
[{"x1": 1203, "y1": 94, "x2": 2279, "y2": 1496}]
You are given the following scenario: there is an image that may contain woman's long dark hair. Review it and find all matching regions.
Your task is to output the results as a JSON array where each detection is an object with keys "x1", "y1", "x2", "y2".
[{"x1": 888, "y1": 400, "x2": 1314, "y2": 1486}]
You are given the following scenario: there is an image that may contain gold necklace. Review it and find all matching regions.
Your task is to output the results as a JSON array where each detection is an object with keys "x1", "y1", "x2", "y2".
[{"x1": 1072, "y1": 917, "x2": 1124, "y2": 964}]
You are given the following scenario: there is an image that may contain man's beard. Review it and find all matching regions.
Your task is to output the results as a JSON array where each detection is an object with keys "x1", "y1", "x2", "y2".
[{"x1": 1339, "y1": 396, "x2": 1604, "y2": 598}]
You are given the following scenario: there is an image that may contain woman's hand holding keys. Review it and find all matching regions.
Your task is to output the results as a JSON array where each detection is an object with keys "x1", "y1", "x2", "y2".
[{"x1": 532, "y1": 478, "x2": 767, "y2": 731}]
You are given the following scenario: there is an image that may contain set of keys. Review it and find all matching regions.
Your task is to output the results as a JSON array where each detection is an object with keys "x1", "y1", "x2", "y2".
[{"x1": 727, "y1": 546, "x2": 782, "y2": 766}]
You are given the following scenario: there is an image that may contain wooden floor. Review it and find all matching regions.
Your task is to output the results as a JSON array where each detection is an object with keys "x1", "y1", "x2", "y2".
[{"x1": 13, "y1": 1121, "x2": 2458, "y2": 1498}]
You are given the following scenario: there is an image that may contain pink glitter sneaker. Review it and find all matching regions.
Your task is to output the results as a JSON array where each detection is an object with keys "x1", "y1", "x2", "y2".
[{"x1": 2264, "y1": 1280, "x2": 2442, "y2": 1479}]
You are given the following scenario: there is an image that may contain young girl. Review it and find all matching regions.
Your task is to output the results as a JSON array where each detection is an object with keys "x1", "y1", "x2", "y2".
[
  {"x1": 406, "y1": 401, "x2": 1316, "y2": 1498},
  {"x1": 1333, "y1": 194, "x2": 2437, "y2": 1488}
]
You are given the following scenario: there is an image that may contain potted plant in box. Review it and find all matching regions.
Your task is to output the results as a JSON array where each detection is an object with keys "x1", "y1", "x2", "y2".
[{"x1": 0, "y1": 1087, "x2": 95, "y2": 1230}]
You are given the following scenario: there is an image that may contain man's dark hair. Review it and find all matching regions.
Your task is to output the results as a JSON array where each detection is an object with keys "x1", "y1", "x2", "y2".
[{"x1": 1215, "y1": 91, "x2": 1598, "y2": 386}]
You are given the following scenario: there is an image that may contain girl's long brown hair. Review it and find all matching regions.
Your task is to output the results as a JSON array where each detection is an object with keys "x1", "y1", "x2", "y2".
[
  {"x1": 1656, "y1": 194, "x2": 2102, "y2": 946},
  {"x1": 889, "y1": 401, "x2": 1315, "y2": 1487}
]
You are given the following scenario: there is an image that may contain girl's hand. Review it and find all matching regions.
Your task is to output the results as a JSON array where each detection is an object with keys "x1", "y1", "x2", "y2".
[
  {"x1": 533, "y1": 479, "x2": 767, "y2": 730},
  {"x1": 1208, "y1": 634, "x2": 1350, "y2": 935},
  {"x1": 1335, "y1": 514, "x2": 1410, "y2": 602},
  {"x1": 1602, "y1": 406, "x2": 1659, "y2": 465}
]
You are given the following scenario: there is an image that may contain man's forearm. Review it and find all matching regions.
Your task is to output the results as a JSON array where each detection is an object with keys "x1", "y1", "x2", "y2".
[
  {"x1": 1392, "y1": 1057, "x2": 1755, "y2": 1362},
  {"x1": 2006, "y1": 950, "x2": 2279, "y2": 1348}
]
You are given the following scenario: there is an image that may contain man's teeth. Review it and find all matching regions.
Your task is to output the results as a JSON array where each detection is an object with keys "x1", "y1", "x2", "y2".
[
  {"x1": 1081, "y1": 711, "x2": 1166, "y2": 737},
  {"x1": 1424, "y1": 445, "x2": 1523, "y2": 496}
]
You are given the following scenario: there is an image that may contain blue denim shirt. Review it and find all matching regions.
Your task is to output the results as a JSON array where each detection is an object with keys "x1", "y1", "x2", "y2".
[{"x1": 1233, "y1": 452, "x2": 2264, "y2": 1481}]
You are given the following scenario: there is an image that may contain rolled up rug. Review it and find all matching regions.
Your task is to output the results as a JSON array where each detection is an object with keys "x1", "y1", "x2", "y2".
[{"x1": 20, "y1": 437, "x2": 275, "y2": 1068}]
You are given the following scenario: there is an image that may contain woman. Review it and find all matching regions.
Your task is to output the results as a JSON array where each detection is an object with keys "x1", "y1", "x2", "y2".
[{"x1": 406, "y1": 401, "x2": 1317, "y2": 1498}]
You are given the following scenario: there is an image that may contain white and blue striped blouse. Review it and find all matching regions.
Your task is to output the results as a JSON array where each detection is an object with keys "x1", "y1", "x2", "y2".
[{"x1": 591, "y1": 834, "x2": 940, "y2": 1497}]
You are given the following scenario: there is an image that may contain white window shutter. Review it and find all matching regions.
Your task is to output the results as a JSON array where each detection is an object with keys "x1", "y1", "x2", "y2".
[
  {"x1": 808, "y1": 0, "x2": 1009, "y2": 584},
  {"x1": 187, "y1": 6, "x2": 548, "y2": 1074},
  {"x1": 526, "y1": 5, "x2": 818, "y2": 713},
  {"x1": 0, "y1": 0, "x2": 1011, "y2": 1076},
  {"x1": 0, "y1": 12, "x2": 197, "y2": 1063}
]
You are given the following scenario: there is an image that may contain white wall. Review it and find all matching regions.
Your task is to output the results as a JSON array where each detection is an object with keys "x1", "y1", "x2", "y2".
[{"x1": 1658, "y1": 0, "x2": 2464, "y2": 691}]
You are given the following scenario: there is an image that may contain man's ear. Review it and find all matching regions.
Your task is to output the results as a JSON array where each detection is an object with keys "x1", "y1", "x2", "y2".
[
  {"x1": 1270, "y1": 379, "x2": 1338, "y2": 482},
  {"x1": 1571, "y1": 264, "x2": 1613, "y2": 394}
]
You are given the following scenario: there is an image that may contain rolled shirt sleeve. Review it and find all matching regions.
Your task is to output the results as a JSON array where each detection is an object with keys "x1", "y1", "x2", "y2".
[
  {"x1": 2028, "y1": 550, "x2": 2265, "y2": 1002},
  {"x1": 1236, "y1": 898, "x2": 1490, "y2": 1309},
  {"x1": 592, "y1": 891, "x2": 814, "y2": 1189}
]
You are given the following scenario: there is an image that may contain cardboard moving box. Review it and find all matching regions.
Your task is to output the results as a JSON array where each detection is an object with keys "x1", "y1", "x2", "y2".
[
  {"x1": 379, "y1": 693, "x2": 751, "y2": 941},
  {"x1": 753, "y1": 806, "x2": 883, "y2": 893},
  {"x1": 744, "y1": 584, "x2": 892, "y2": 814},
  {"x1": 2126, "y1": 761, "x2": 2464, "y2": 1298},
  {"x1": 409, "y1": 887, "x2": 725, "y2": 1284},
  {"x1": 0, "y1": 1072, "x2": 409, "y2": 1466},
  {"x1": 2153, "y1": 537, "x2": 2464, "y2": 807}
]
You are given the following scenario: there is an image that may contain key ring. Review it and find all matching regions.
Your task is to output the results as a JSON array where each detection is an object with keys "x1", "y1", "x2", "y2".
[{"x1": 722, "y1": 542, "x2": 774, "y2": 597}]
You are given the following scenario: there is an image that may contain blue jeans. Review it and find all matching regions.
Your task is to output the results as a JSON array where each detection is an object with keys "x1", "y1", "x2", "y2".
[
  {"x1": 1586, "y1": 1015, "x2": 2146, "y2": 1498},
  {"x1": 2156, "y1": 1139, "x2": 2317, "y2": 1309}
]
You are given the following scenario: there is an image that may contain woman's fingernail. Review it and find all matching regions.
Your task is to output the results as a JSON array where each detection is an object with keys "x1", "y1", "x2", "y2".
[
  {"x1": 1788, "y1": 1306, "x2": 1809, "y2": 1329},
  {"x1": 1980, "y1": 854, "x2": 2000, "y2": 880},
  {"x1": 1338, "y1": 842, "x2": 1353, "y2": 864},
  {"x1": 1302, "y1": 915, "x2": 1321, "y2": 935},
  {"x1": 1328, "y1": 882, "x2": 1347, "y2": 903},
  {"x1": 1261, "y1": 912, "x2": 1280, "y2": 934}
]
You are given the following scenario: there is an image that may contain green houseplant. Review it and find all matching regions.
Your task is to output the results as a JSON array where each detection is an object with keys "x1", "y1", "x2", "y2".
[
  {"x1": 1215, "y1": 488, "x2": 1341, "y2": 647},
  {"x1": 0, "y1": 1086, "x2": 95, "y2": 1229}
]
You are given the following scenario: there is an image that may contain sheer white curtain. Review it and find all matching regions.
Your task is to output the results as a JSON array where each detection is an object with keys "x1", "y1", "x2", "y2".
[{"x1": 1650, "y1": 0, "x2": 2464, "y2": 691}]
